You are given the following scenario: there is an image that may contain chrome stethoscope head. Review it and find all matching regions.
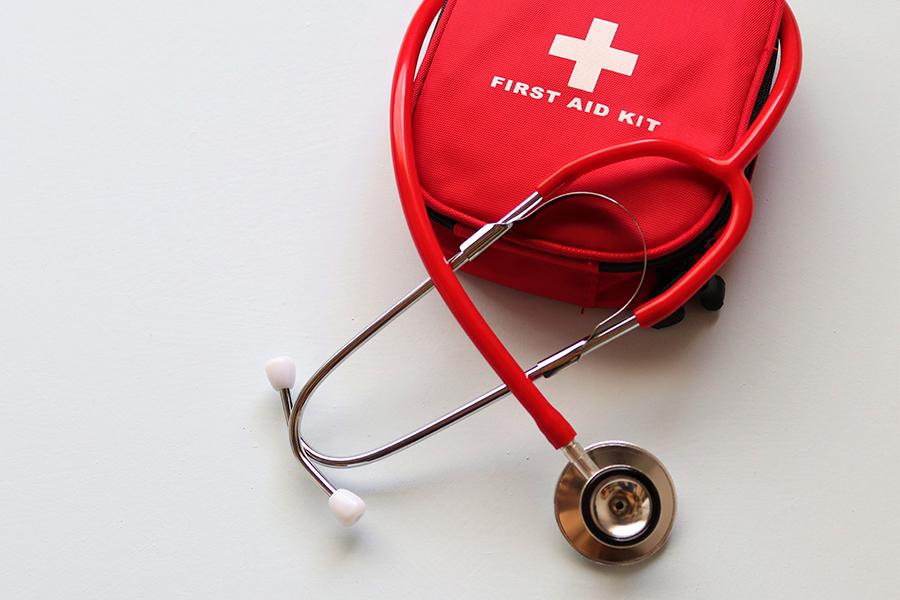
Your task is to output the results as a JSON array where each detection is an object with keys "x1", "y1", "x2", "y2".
[{"x1": 556, "y1": 441, "x2": 676, "y2": 564}]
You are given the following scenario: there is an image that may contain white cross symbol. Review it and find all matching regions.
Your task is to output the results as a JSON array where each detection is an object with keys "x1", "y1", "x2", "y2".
[{"x1": 549, "y1": 18, "x2": 639, "y2": 93}]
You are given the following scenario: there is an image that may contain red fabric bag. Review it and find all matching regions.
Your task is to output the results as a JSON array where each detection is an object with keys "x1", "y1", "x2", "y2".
[{"x1": 412, "y1": 0, "x2": 784, "y2": 310}]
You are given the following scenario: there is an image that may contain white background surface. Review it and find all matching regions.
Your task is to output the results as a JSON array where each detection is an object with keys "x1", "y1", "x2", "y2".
[{"x1": 1, "y1": 1, "x2": 898, "y2": 598}]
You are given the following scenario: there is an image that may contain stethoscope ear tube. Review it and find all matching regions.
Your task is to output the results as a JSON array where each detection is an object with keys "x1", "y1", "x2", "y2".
[{"x1": 275, "y1": 198, "x2": 641, "y2": 512}]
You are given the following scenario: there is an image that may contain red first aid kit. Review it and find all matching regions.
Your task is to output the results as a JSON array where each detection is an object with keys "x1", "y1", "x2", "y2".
[{"x1": 412, "y1": 0, "x2": 784, "y2": 317}]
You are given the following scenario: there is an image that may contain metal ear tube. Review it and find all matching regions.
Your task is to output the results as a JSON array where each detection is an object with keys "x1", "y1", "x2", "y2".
[{"x1": 266, "y1": 191, "x2": 677, "y2": 562}]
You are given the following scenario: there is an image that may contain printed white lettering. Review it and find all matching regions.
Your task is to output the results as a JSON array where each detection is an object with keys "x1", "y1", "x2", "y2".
[
  {"x1": 618, "y1": 110, "x2": 635, "y2": 125},
  {"x1": 488, "y1": 75, "x2": 661, "y2": 131}
]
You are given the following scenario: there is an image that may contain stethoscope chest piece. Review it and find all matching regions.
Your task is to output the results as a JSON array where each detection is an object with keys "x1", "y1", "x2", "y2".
[{"x1": 554, "y1": 442, "x2": 676, "y2": 565}]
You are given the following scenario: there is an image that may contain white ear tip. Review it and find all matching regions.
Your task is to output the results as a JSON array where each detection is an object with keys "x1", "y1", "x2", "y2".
[
  {"x1": 264, "y1": 356, "x2": 296, "y2": 390},
  {"x1": 328, "y1": 489, "x2": 366, "y2": 526}
]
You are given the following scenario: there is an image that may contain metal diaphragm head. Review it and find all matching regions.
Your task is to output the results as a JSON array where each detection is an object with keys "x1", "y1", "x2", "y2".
[{"x1": 554, "y1": 441, "x2": 676, "y2": 565}]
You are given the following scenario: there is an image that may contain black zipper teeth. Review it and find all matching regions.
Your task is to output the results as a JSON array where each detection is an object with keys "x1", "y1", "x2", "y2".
[{"x1": 600, "y1": 196, "x2": 734, "y2": 273}]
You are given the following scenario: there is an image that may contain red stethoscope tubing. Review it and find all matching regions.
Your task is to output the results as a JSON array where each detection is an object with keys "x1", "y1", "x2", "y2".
[
  {"x1": 391, "y1": 0, "x2": 577, "y2": 448},
  {"x1": 390, "y1": 1, "x2": 801, "y2": 449}
]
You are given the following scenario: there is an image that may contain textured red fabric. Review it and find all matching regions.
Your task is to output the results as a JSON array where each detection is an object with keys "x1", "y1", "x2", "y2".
[
  {"x1": 412, "y1": 0, "x2": 783, "y2": 306},
  {"x1": 415, "y1": 0, "x2": 782, "y2": 259}
]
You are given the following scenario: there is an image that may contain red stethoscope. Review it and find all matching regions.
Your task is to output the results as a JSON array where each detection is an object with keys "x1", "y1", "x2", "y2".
[{"x1": 265, "y1": 1, "x2": 801, "y2": 564}]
